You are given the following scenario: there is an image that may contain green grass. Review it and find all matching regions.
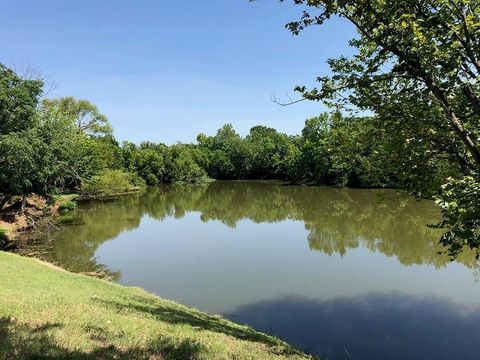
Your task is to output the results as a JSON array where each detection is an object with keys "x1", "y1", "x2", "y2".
[{"x1": 0, "y1": 252, "x2": 311, "y2": 360}]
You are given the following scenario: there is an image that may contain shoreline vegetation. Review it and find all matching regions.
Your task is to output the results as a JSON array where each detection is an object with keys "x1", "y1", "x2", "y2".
[
  {"x1": 0, "y1": 251, "x2": 312, "y2": 360},
  {"x1": 0, "y1": 194, "x2": 78, "y2": 245},
  {"x1": 0, "y1": 61, "x2": 478, "y2": 259}
]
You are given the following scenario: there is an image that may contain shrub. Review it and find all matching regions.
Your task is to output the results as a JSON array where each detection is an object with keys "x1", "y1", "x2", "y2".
[
  {"x1": 82, "y1": 170, "x2": 142, "y2": 196},
  {"x1": 58, "y1": 201, "x2": 77, "y2": 214},
  {"x1": 145, "y1": 173, "x2": 159, "y2": 186}
]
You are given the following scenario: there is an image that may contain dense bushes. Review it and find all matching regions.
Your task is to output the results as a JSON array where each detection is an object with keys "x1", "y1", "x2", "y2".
[
  {"x1": 165, "y1": 145, "x2": 207, "y2": 183},
  {"x1": 82, "y1": 170, "x2": 144, "y2": 196}
]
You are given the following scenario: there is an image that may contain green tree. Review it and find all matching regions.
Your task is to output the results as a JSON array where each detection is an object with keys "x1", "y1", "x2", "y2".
[
  {"x1": 294, "y1": 114, "x2": 333, "y2": 184},
  {"x1": 197, "y1": 124, "x2": 252, "y2": 179},
  {"x1": 0, "y1": 64, "x2": 43, "y2": 135},
  {"x1": 93, "y1": 135, "x2": 125, "y2": 171},
  {"x1": 246, "y1": 126, "x2": 298, "y2": 179},
  {"x1": 0, "y1": 130, "x2": 44, "y2": 211},
  {"x1": 41, "y1": 97, "x2": 112, "y2": 137},
  {"x1": 0, "y1": 66, "x2": 45, "y2": 210},
  {"x1": 120, "y1": 142, "x2": 169, "y2": 185},
  {"x1": 435, "y1": 176, "x2": 480, "y2": 259},
  {"x1": 279, "y1": 0, "x2": 480, "y2": 170},
  {"x1": 166, "y1": 145, "x2": 206, "y2": 183},
  {"x1": 134, "y1": 148, "x2": 166, "y2": 185},
  {"x1": 36, "y1": 97, "x2": 114, "y2": 191}
]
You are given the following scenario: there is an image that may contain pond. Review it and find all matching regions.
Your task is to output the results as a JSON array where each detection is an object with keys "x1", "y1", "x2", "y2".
[{"x1": 17, "y1": 181, "x2": 480, "y2": 360}]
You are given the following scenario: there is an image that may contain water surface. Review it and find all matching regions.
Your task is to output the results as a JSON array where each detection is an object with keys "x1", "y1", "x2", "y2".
[{"x1": 21, "y1": 181, "x2": 480, "y2": 359}]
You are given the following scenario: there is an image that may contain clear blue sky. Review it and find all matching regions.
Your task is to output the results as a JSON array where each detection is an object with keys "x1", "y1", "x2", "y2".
[{"x1": 1, "y1": 0, "x2": 356, "y2": 144}]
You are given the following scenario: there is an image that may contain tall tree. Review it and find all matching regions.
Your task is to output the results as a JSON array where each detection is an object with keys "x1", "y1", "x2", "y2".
[
  {"x1": 41, "y1": 97, "x2": 112, "y2": 137},
  {"x1": 275, "y1": 0, "x2": 480, "y2": 171},
  {"x1": 0, "y1": 64, "x2": 43, "y2": 135}
]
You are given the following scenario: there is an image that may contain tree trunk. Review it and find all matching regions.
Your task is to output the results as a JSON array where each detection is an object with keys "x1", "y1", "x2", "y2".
[
  {"x1": 448, "y1": 112, "x2": 480, "y2": 168},
  {"x1": 428, "y1": 81, "x2": 480, "y2": 169},
  {"x1": 19, "y1": 195, "x2": 27, "y2": 216},
  {"x1": 462, "y1": 85, "x2": 480, "y2": 115}
]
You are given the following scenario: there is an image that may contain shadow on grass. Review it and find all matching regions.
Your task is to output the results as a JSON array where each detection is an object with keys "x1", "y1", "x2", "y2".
[
  {"x1": 92, "y1": 295, "x2": 301, "y2": 357},
  {"x1": 0, "y1": 316, "x2": 204, "y2": 360}
]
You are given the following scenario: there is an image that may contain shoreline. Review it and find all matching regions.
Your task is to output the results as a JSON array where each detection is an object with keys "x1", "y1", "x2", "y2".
[
  {"x1": 0, "y1": 190, "x2": 145, "y2": 247},
  {"x1": 0, "y1": 251, "x2": 311, "y2": 359}
]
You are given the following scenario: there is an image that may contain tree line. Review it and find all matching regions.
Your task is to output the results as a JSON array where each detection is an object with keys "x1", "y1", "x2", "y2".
[{"x1": 0, "y1": 63, "x2": 459, "y2": 197}]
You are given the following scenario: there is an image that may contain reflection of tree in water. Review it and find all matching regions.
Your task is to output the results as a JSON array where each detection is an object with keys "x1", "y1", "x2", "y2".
[
  {"x1": 28, "y1": 194, "x2": 147, "y2": 278},
  {"x1": 173, "y1": 181, "x2": 476, "y2": 268},
  {"x1": 22, "y1": 185, "x2": 211, "y2": 275},
  {"x1": 23, "y1": 181, "x2": 477, "y2": 274}
]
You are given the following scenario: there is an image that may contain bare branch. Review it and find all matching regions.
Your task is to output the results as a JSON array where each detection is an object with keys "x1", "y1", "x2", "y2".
[
  {"x1": 270, "y1": 92, "x2": 306, "y2": 107},
  {"x1": 8, "y1": 61, "x2": 59, "y2": 97}
]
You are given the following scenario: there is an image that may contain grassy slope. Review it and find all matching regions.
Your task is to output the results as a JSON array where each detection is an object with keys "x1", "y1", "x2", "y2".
[{"x1": 0, "y1": 252, "x2": 311, "y2": 360}]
